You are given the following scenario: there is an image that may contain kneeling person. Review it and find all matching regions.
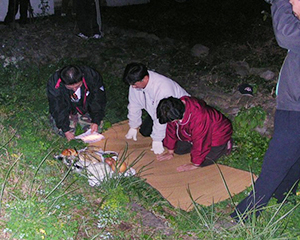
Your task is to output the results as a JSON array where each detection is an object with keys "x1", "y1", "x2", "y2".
[
  {"x1": 156, "y1": 96, "x2": 233, "y2": 172},
  {"x1": 47, "y1": 65, "x2": 106, "y2": 141},
  {"x1": 123, "y1": 62, "x2": 190, "y2": 154}
]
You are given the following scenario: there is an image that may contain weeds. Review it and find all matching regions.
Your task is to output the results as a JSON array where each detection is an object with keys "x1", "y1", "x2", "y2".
[
  {"x1": 223, "y1": 106, "x2": 270, "y2": 174},
  {"x1": 0, "y1": 44, "x2": 299, "y2": 238}
]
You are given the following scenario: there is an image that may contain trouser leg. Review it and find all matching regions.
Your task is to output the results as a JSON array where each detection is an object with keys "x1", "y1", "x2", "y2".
[
  {"x1": 175, "y1": 139, "x2": 230, "y2": 166},
  {"x1": 91, "y1": 0, "x2": 100, "y2": 35},
  {"x1": 61, "y1": 0, "x2": 69, "y2": 14},
  {"x1": 139, "y1": 114, "x2": 153, "y2": 137},
  {"x1": 231, "y1": 110, "x2": 300, "y2": 221},
  {"x1": 174, "y1": 141, "x2": 193, "y2": 155},
  {"x1": 200, "y1": 143, "x2": 228, "y2": 167},
  {"x1": 273, "y1": 157, "x2": 300, "y2": 203},
  {"x1": 76, "y1": 0, "x2": 90, "y2": 36},
  {"x1": 4, "y1": 0, "x2": 18, "y2": 24},
  {"x1": 76, "y1": 0, "x2": 99, "y2": 36},
  {"x1": 19, "y1": 0, "x2": 28, "y2": 24},
  {"x1": 49, "y1": 114, "x2": 77, "y2": 138}
]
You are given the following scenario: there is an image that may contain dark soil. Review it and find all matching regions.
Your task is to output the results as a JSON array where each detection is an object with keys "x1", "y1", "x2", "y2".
[{"x1": 101, "y1": 0, "x2": 271, "y2": 46}]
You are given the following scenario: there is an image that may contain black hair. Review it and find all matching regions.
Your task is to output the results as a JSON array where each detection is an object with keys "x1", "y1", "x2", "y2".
[
  {"x1": 157, "y1": 97, "x2": 185, "y2": 124},
  {"x1": 60, "y1": 65, "x2": 83, "y2": 85},
  {"x1": 123, "y1": 62, "x2": 149, "y2": 85}
]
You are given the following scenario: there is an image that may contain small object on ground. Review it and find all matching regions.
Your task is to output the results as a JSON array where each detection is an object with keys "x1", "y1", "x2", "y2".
[
  {"x1": 111, "y1": 161, "x2": 127, "y2": 173},
  {"x1": 214, "y1": 218, "x2": 238, "y2": 230},
  {"x1": 62, "y1": 148, "x2": 77, "y2": 156},
  {"x1": 238, "y1": 83, "x2": 253, "y2": 96},
  {"x1": 75, "y1": 129, "x2": 105, "y2": 143},
  {"x1": 92, "y1": 34, "x2": 102, "y2": 39},
  {"x1": 77, "y1": 33, "x2": 89, "y2": 39}
]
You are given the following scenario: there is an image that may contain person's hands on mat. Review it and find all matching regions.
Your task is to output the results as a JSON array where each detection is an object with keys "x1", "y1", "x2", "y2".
[
  {"x1": 90, "y1": 123, "x2": 99, "y2": 133},
  {"x1": 125, "y1": 128, "x2": 138, "y2": 141},
  {"x1": 177, "y1": 163, "x2": 199, "y2": 172},
  {"x1": 65, "y1": 130, "x2": 75, "y2": 141},
  {"x1": 157, "y1": 150, "x2": 174, "y2": 161},
  {"x1": 151, "y1": 141, "x2": 164, "y2": 154}
]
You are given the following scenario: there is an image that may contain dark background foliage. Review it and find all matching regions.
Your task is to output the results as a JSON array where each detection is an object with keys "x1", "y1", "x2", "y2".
[{"x1": 102, "y1": 0, "x2": 271, "y2": 45}]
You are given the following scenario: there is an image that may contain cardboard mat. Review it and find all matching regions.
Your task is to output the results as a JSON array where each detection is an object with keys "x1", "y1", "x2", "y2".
[{"x1": 92, "y1": 121, "x2": 256, "y2": 211}]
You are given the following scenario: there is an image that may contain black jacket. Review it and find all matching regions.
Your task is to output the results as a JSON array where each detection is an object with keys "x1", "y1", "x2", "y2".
[{"x1": 47, "y1": 66, "x2": 106, "y2": 133}]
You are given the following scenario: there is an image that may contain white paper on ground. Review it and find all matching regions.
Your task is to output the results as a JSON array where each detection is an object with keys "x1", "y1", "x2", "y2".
[{"x1": 75, "y1": 129, "x2": 105, "y2": 143}]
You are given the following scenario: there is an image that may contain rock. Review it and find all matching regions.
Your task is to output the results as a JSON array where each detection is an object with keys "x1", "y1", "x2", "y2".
[
  {"x1": 135, "y1": 32, "x2": 160, "y2": 41},
  {"x1": 250, "y1": 68, "x2": 276, "y2": 80},
  {"x1": 231, "y1": 61, "x2": 250, "y2": 77},
  {"x1": 191, "y1": 44, "x2": 209, "y2": 57},
  {"x1": 260, "y1": 70, "x2": 276, "y2": 80},
  {"x1": 131, "y1": 202, "x2": 174, "y2": 236}
]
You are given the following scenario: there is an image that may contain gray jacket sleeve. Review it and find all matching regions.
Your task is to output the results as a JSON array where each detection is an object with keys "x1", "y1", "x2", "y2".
[{"x1": 272, "y1": 0, "x2": 300, "y2": 53}]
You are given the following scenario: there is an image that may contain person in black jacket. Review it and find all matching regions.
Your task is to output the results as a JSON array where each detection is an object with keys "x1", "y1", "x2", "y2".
[{"x1": 47, "y1": 65, "x2": 106, "y2": 141}]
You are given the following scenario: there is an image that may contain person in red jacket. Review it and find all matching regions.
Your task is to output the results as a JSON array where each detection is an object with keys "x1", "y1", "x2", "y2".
[{"x1": 156, "y1": 96, "x2": 233, "y2": 172}]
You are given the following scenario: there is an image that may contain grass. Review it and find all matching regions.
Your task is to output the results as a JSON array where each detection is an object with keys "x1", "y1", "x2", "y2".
[{"x1": 0, "y1": 29, "x2": 300, "y2": 240}]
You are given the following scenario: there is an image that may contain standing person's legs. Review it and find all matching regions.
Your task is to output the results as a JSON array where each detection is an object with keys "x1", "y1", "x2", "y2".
[
  {"x1": 19, "y1": 0, "x2": 28, "y2": 24},
  {"x1": 230, "y1": 110, "x2": 300, "y2": 221},
  {"x1": 76, "y1": 0, "x2": 89, "y2": 36},
  {"x1": 87, "y1": 0, "x2": 100, "y2": 36},
  {"x1": 90, "y1": 0, "x2": 101, "y2": 36},
  {"x1": 273, "y1": 157, "x2": 300, "y2": 203},
  {"x1": 71, "y1": 0, "x2": 76, "y2": 15},
  {"x1": 4, "y1": 0, "x2": 18, "y2": 24},
  {"x1": 61, "y1": 0, "x2": 69, "y2": 15}
]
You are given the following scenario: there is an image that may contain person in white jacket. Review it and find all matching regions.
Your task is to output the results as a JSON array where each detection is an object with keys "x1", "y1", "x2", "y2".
[{"x1": 123, "y1": 62, "x2": 190, "y2": 154}]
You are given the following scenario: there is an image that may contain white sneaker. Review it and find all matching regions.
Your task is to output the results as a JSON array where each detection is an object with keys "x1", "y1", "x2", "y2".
[
  {"x1": 92, "y1": 34, "x2": 102, "y2": 39},
  {"x1": 77, "y1": 33, "x2": 88, "y2": 39}
]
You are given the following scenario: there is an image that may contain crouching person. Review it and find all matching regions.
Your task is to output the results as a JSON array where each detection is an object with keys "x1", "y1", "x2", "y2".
[
  {"x1": 47, "y1": 65, "x2": 106, "y2": 141},
  {"x1": 156, "y1": 96, "x2": 233, "y2": 172}
]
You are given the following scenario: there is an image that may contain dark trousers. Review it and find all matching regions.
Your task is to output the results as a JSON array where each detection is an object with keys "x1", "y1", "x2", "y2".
[
  {"x1": 139, "y1": 114, "x2": 153, "y2": 137},
  {"x1": 175, "y1": 140, "x2": 228, "y2": 167},
  {"x1": 4, "y1": 0, "x2": 29, "y2": 24},
  {"x1": 231, "y1": 110, "x2": 300, "y2": 221},
  {"x1": 62, "y1": 0, "x2": 76, "y2": 14},
  {"x1": 76, "y1": 0, "x2": 100, "y2": 37}
]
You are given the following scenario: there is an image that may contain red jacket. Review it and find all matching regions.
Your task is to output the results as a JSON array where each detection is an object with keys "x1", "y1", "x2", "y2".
[{"x1": 163, "y1": 96, "x2": 233, "y2": 165}]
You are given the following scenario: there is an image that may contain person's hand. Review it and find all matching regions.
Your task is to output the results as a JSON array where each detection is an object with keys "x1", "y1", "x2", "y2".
[
  {"x1": 65, "y1": 131, "x2": 75, "y2": 141},
  {"x1": 90, "y1": 123, "x2": 98, "y2": 133},
  {"x1": 176, "y1": 164, "x2": 199, "y2": 172},
  {"x1": 151, "y1": 141, "x2": 164, "y2": 154},
  {"x1": 125, "y1": 128, "x2": 138, "y2": 141},
  {"x1": 156, "y1": 150, "x2": 174, "y2": 161}
]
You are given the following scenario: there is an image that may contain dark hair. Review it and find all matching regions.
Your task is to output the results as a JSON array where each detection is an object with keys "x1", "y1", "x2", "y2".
[
  {"x1": 157, "y1": 97, "x2": 185, "y2": 124},
  {"x1": 60, "y1": 65, "x2": 83, "y2": 85},
  {"x1": 123, "y1": 62, "x2": 149, "y2": 85}
]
